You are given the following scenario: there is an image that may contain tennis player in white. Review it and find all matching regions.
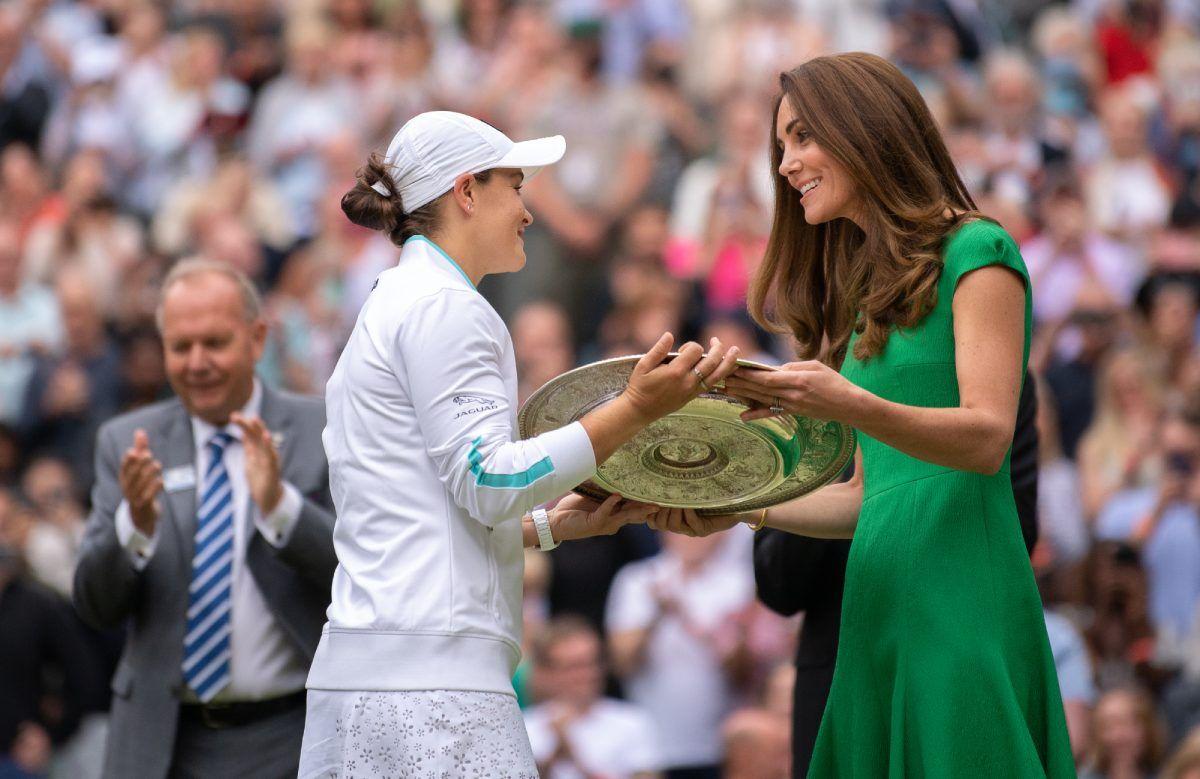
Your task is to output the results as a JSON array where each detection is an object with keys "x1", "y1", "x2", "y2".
[{"x1": 298, "y1": 111, "x2": 741, "y2": 776}]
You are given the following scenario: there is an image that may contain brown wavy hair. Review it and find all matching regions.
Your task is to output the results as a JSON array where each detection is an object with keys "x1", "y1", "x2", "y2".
[{"x1": 748, "y1": 52, "x2": 982, "y2": 364}]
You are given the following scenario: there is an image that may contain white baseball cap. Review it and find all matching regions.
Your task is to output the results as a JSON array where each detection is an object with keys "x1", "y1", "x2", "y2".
[{"x1": 372, "y1": 111, "x2": 566, "y2": 213}]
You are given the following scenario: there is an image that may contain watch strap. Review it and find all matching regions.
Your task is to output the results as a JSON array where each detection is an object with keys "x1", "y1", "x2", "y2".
[{"x1": 532, "y1": 507, "x2": 558, "y2": 551}]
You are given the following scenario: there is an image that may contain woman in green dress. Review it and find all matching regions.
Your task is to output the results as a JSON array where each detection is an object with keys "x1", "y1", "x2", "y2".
[{"x1": 660, "y1": 53, "x2": 1077, "y2": 776}]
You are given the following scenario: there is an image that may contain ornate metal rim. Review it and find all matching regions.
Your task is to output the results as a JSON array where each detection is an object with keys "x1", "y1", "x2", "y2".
[{"x1": 518, "y1": 354, "x2": 857, "y2": 515}]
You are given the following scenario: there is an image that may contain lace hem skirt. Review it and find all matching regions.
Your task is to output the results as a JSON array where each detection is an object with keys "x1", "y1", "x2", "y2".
[{"x1": 298, "y1": 690, "x2": 538, "y2": 779}]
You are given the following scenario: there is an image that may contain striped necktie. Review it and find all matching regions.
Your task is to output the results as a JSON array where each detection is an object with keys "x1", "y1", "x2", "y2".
[{"x1": 182, "y1": 431, "x2": 236, "y2": 702}]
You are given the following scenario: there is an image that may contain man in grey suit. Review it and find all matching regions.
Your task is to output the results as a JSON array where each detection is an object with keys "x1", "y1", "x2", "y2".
[{"x1": 73, "y1": 259, "x2": 337, "y2": 779}]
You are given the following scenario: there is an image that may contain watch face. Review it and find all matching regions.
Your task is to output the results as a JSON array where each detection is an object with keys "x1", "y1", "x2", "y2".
[{"x1": 518, "y1": 354, "x2": 856, "y2": 516}]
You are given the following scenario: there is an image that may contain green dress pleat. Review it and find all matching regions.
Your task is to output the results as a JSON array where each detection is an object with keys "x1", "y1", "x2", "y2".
[{"x1": 807, "y1": 220, "x2": 1077, "y2": 778}]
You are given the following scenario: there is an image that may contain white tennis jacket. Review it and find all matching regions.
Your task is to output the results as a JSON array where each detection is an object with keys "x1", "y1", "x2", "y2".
[{"x1": 309, "y1": 235, "x2": 596, "y2": 695}]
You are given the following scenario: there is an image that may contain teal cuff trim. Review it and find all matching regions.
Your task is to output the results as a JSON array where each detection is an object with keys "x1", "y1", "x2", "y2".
[
  {"x1": 466, "y1": 437, "x2": 554, "y2": 489},
  {"x1": 405, "y1": 235, "x2": 475, "y2": 289}
]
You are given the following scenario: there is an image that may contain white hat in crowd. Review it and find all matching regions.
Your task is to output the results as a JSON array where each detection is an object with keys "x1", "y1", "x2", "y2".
[
  {"x1": 71, "y1": 38, "x2": 124, "y2": 85},
  {"x1": 372, "y1": 111, "x2": 566, "y2": 213}
]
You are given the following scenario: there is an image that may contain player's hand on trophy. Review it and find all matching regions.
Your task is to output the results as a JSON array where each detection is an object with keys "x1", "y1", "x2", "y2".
[
  {"x1": 619, "y1": 333, "x2": 740, "y2": 425},
  {"x1": 647, "y1": 507, "x2": 743, "y2": 538},
  {"x1": 551, "y1": 493, "x2": 656, "y2": 542}
]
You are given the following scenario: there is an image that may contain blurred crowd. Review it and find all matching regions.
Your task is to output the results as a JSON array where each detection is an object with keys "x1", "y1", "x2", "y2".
[{"x1": 1, "y1": 0, "x2": 1200, "y2": 777}]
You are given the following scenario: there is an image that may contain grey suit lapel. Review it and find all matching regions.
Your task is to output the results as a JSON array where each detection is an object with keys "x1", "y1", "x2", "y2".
[
  {"x1": 158, "y1": 403, "x2": 199, "y2": 565},
  {"x1": 259, "y1": 385, "x2": 295, "y2": 468}
]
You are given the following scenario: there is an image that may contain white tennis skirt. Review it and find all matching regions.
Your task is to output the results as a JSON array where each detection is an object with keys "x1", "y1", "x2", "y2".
[{"x1": 298, "y1": 689, "x2": 538, "y2": 778}]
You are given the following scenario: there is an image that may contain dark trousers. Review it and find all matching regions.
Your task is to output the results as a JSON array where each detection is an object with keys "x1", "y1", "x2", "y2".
[{"x1": 168, "y1": 701, "x2": 305, "y2": 779}]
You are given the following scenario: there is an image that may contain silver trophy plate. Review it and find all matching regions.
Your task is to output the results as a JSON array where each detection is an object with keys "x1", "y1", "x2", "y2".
[{"x1": 517, "y1": 354, "x2": 857, "y2": 515}]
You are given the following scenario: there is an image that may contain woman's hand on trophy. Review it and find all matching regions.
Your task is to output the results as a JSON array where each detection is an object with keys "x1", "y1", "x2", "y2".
[
  {"x1": 620, "y1": 334, "x2": 741, "y2": 424},
  {"x1": 647, "y1": 507, "x2": 744, "y2": 537},
  {"x1": 724, "y1": 360, "x2": 865, "y2": 423},
  {"x1": 551, "y1": 493, "x2": 656, "y2": 542}
]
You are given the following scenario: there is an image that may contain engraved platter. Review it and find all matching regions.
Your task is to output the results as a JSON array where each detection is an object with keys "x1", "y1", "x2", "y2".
[{"x1": 517, "y1": 355, "x2": 857, "y2": 515}]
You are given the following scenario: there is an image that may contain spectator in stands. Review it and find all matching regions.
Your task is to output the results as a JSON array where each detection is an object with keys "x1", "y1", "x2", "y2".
[
  {"x1": 980, "y1": 49, "x2": 1055, "y2": 207},
  {"x1": 153, "y1": 156, "x2": 296, "y2": 260},
  {"x1": 21, "y1": 150, "x2": 144, "y2": 317},
  {"x1": 1077, "y1": 347, "x2": 1165, "y2": 520},
  {"x1": 1081, "y1": 687, "x2": 1168, "y2": 779},
  {"x1": 511, "y1": 19, "x2": 663, "y2": 338},
  {"x1": 246, "y1": 20, "x2": 357, "y2": 238},
  {"x1": 0, "y1": 4, "x2": 60, "y2": 150},
  {"x1": 0, "y1": 219, "x2": 61, "y2": 426},
  {"x1": 1095, "y1": 405, "x2": 1200, "y2": 650},
  {"x1": 1040, "y1": 281, "x2": 1126, "y2": 459},
  {"x1": 512, "y1": 300, "x2": 575, "y2": 406},
  {"x1": 1086, "y1": 87, "x2": 1173, "y2": 242},
  {"x1": 0, "y1": 489, "x2": 101, "y2": 778},
  {"x1": 124, "y1": 25, "x2": 250, "y2": 217},
  {"x1": 19, "y1": 455, "x2": 86, "y2": 599},
  {"x1": 607, "y1": 530, "x2": 755, "y2": 778},
  {"x1": 525, "y1": 616, "x2": 663, "y2": 779},
  {"x1": 1137, "y1": 274, "x2": 1199, "y2": 393},
  {"x1": 667, "y1": 91, "x2": 773, "y2": 317},
  {"x1": 18, "y1": 267, "x2": 122, "y2": 488},
  {"x1": 1024, "y1": 176, "x2": 1143, "y2": 326},
  {"x1": 1084, "y1": 540, "x2": 1156, "y2": 691}
]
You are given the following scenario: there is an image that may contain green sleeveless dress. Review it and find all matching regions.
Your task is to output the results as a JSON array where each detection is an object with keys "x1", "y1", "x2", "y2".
[{"x1": 807, "y1": 220, "x2": 1076, "y2": 778}]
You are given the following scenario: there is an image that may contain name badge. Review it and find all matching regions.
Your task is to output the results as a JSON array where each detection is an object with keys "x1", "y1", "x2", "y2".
[{"x1": 163, "y1": 466, "x2": 197, "y2": 493}]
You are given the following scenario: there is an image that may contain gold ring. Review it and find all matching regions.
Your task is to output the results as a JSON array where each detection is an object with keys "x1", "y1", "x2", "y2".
[{"x1": 692, "y1": 368, "x2": 710, "y2": 392}]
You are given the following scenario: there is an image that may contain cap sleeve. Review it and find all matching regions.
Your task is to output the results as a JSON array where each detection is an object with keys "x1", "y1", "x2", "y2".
[{"x1": 941, "y1": 219, "x2": 1030, "y2": 293}]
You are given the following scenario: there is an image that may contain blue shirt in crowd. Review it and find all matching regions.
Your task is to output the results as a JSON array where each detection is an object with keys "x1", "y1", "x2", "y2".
[{"x1": 1096, "y1": 487, "x2": 1200, "y2": 642}]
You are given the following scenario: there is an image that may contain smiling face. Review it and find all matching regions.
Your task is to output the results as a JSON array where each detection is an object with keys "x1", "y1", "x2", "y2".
[
  {"x1": 160, "y1": 272, "x2": 265, "y2": 425},
  {"x1": 470, "y1": 168, "x2": 533, "y2": 274},
  {"x1": 775, "y1": 98, "x2": 863, "y2": 226}
]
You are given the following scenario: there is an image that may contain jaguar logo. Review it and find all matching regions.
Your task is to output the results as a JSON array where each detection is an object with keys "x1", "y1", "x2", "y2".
[{"x1": 453, "y1": 394, "x2": 499, "y2": 420}]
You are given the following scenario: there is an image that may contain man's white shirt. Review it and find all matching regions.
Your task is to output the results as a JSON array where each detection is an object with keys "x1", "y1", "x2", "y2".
[
  {"x1": 605, "y1": 540, "x2": 755, "y2": 767},
  {"x1": 524, "y1": 698, "x2": 663, "y2": 779}
]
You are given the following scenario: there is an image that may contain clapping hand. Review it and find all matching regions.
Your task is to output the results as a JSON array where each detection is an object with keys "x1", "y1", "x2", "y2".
[
  {"x1": 119, "y1": 429, "x2": 162, "y2": 535},
  {"x1": 652, "y1": 580, "x2": 680, "y2": 616},
  {"x1": 231, "y1": 413, "x2": 284, "y2": 515}
]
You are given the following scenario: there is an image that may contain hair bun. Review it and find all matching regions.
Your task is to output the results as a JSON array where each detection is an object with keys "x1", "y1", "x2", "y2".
[{"x1": 341, "y1": 153, "x2": 402, "y2": 234}]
